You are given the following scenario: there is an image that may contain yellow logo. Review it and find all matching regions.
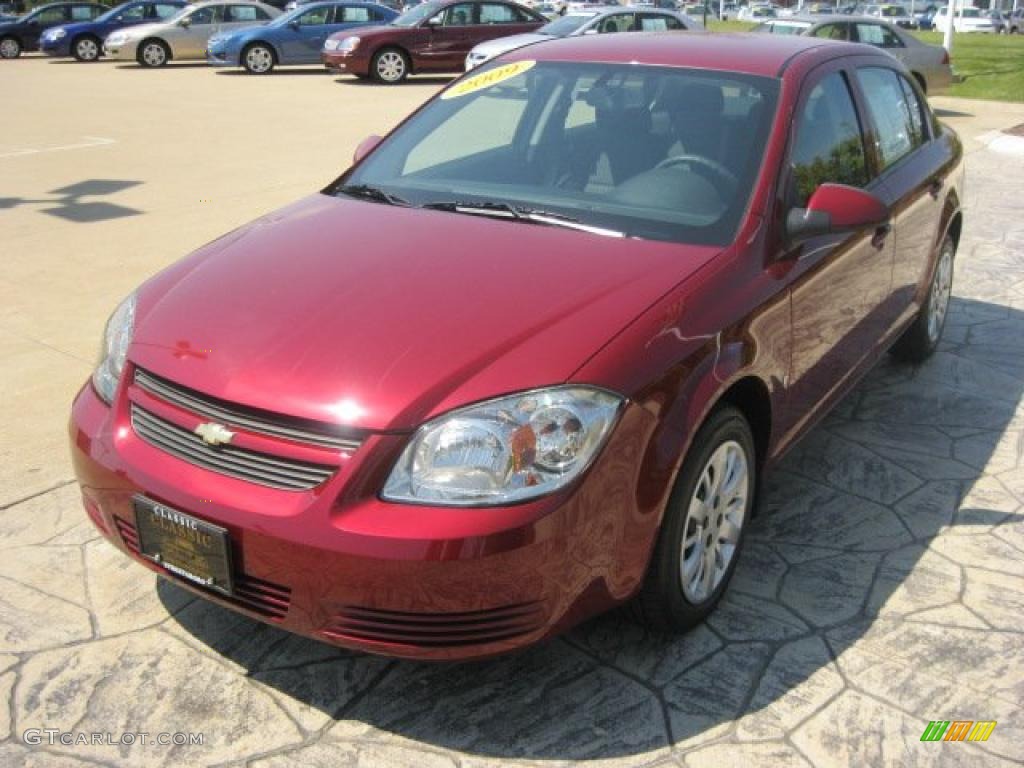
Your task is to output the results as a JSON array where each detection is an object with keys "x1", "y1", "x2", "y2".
[
  {"x1": 194, "y1": 422, "x2": 235, "y2": 447},
  {"x1": 441, "y1": 60, "x2": 536, "y2": 100}
]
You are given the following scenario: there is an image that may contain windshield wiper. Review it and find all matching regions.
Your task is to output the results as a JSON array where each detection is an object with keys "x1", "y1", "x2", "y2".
[
  {"x1": 422, "y1": 201, "x2": 625, "y2": 238},
  {"x1": 336, "y1": 184, "x2": 411, "y2": 207}
]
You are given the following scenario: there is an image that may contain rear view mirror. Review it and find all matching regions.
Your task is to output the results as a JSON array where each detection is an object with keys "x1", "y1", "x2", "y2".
[
  {"x1": 353, "y1": 134, "x2": 383, "y2": 165},
  {"x1": 786, "y1": 183, "x2": 889, "y2": 243}
]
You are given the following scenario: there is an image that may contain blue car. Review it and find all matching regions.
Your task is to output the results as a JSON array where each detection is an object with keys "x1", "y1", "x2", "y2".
[
  {"x1": 0, "y1": 1, "x2": 106, "y2": 58},
  {"x1": 206, "y1": 0, "x2": 396, "y2": 74},
  {"x1": 40, "y1": 0, "x2": 186, "y2": 60}
]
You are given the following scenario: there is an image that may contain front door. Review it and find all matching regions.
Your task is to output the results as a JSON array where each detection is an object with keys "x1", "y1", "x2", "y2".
[{"x1": 280, "y1": 3, "x2": 333, "y2": 62}]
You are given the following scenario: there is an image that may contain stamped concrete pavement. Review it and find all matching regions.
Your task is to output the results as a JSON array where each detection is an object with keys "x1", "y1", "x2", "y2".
[{"x1": 2, "y1": 59, "x2": 1023, "y2": 767}]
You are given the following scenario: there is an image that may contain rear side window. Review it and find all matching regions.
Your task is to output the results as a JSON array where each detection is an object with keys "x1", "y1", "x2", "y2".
[
  {"x1": 790, "y1": 71, "x2": 869, "y2": 206},
  {"x1": 854, "y1": 22, "x2": 903, "y2": 47},
  {"x1": 70, "y1": 5, "x2": 97, "y2": 19},
  {"x1": 479, "y1": 3, "x2": 525, "y2": 23},
  {"x1": 639, "y1": 13, "x2": 682, "y2": 30},
  {"x1": 342, "y1": 5, "x2": 372, "y2": 22},
  {"x1": 153, "y1": 4, "x2": 181, "y2": 18},
  {"x1": 227, "y1": 5, "x2": 259, "y2": 21},
  {"x1": 854, "y1": 66, "x2": 922, "y2": 171}
]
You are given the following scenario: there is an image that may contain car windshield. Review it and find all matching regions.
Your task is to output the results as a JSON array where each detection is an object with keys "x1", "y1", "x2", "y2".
[
  {"x1": 538, "y1": 12, "x2": 597, "y2": 35},
  {"x1": 336, "y1": 62, "x2": 779, "y2": 246},
  {"x1": 392, "y1": 0, "x2": 439, "y2": 25}
]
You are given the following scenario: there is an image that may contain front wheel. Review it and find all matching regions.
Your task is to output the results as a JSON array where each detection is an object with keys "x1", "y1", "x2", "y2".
[
  {"x1": 242, "y1": 43, "x2": 275, "y2": 74},
  {"x1": 72, "y1": 35, "x2": 101, "y2": 62},
  {"x1": 633, "y1": 406, "x2": 756, "y2": 632},
  {"x1": 890, "y1": 233, "x2": 955, "y2": 363},
  {"x1": 371, "y1": 47, "x2": 408, "y2": 84},
  {"x1": 137, "y1": 39, "x2": 169, "y2": 68},
  {"x1": 0, "y1": 36, "x2": 21, "y2": 59}
]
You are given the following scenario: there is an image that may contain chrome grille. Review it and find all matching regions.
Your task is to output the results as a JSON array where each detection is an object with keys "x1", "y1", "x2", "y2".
[
  {"x1": 134, "y1": 368, "x2": 361, "y2": 452},
  {"x1": 131, "y1": 404, "x2": 335, "y2": 491}
]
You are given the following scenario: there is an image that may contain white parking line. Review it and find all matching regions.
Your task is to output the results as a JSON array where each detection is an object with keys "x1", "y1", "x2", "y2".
[{"x1": 0, "y1": 136, "x2": 116, "y2": 159}]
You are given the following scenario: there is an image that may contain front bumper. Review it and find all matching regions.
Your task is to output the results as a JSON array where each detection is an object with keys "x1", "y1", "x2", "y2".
[
  {"x1": 70, "y1": 373, "x2": 660, "y2": 660},
  {"x1": 103, "y1": 39, "x2": 139, "y2": 60},
  {"x1": 40, "y1": 37, "x2": 71, "y2": 56},
  {"x1": 206, "y1": 47, "x2": 235, "y2": 66},
  {"x1": 321, "y1": 49, "x2": 368, "y2": 76}
]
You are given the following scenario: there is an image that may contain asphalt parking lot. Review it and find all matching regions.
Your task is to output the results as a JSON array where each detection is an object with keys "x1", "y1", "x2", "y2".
[{"x1": 3, "y1": 56, "x2": 1024, "y2": 767}]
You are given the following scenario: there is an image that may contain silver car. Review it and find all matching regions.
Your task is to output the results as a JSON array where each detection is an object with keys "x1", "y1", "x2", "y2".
[
  {"x1": 752, "y1": 15, "x2": 952, "y2": 94},
  {"x1": 465, "y1": 7, "x2": 702, "y2": 70},
  {"x1": 104, "y1": 0, "x2": 281, "y2": 66}
]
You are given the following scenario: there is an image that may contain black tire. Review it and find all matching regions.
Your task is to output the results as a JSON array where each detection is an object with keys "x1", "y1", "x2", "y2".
[
  {"x1": 370, "y1": 46, "x2": 409, "y2": 84},
  {"x1": 632, "y1": 405, "x2": 756, "y2": 632},
  {"x1": 242, "y1": 42, "x2": 275, "y2": 74},
  {"x1": 890, "y1": 233, "x2": 955, "y2": 363},
  {"x1": 72, "y1": 34, "x2": 101, "y2": 62},
  {"x1": 0, "y1": 35, "x2": 21, "y2": 59},
  {"x1": 137, "y1": 38, "x2": 170, "y2": 68}
]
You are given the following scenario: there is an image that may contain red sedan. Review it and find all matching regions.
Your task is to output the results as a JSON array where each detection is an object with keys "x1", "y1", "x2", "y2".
[
  {"x1": 320, "y1": 0, "x2": 545, "y2": 82},
  {"x1": 72, "y1": 33, "x2": 963, "y2": 660}
]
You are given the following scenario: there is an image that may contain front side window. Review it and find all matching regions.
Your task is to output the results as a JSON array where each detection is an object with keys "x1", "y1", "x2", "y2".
[
  {"x1": 442, "y1": 3, "x2": 474, "y2": 25},
  {"x1": 855, "y1": 66, "x2": 920, "y2": 170},
  {"x1": 34, "y1": 7, "x2": 68, "y2": 22},
  {"x1": 810, "y1": 22, "x2": 847, "y2": 39},
  {"x1": 597, "y1": 13, "x2": 634, "y2": 33},
  {"x1": 338, "y1": 62, "x2": 779, "y2": 246},
  {"x1": 297, "y1": 5, "x2": 329, "y2": 24},
  {"x1": 854, "y1": 22, "x2": 903, "y2": 46},
  {"x1": 188, "y1": 6, "x2": 219, "y2": 24},
  {"x1": 790, "y1": 71, "x2": 869, "y2": 206}
]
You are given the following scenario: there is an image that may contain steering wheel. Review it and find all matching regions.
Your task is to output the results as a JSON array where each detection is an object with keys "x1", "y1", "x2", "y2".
[{"x1": 655, "y1": 154, "x2": 739, "y2": 195}]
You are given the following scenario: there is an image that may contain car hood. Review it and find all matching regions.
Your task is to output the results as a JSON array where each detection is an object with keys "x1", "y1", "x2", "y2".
[
  {"x1": 130, "y1": 194, "x2": 720, "y2": 432},
  {"x1": 472, "y1": 32, "x2": 550, "y2": 56}
]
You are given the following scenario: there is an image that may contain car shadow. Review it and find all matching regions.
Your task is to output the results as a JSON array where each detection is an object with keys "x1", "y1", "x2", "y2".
[
  {"x1": 0, "y1": 179, "x2": 142, "y2": 223},
  {"x1": 214, "y1": 67, "x2": 335, "y2": 76},
  {"x1": 114, "y1": 62, "x2": 211, "y2": 69},
  {"x1": 160, "y1": 294, "x2": 1023, "y2": 760}
]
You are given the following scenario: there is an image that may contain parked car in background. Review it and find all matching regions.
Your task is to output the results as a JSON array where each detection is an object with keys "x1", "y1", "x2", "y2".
[
  {"x1": 0, "y1": 1, "x2": 106, "y2": 57},
  {"x1": 104, "y1": 0, "x2": 281, "y2": 66},
  {"x1": 208, "y1": 0, "x2": 395, "y2": 72},
  {"x1": 932, "y1": 5, "x2": 1000, "y2": 33},
  {"x1": 465, "y1": 6, "x2": 699, "y2": 70},
  {"x1": 912, "y1": 3, "x2": 937, "y2": 29},
  {"x1": 40, "y1": 0, "x2": 187, "y2": 60},
  {"x1": 321, "y1": 0, "x2": 545, "y2": 83},
  {"x1": 863, "y1": 3, "x2": 916, "y2": 28},
  {"x1": 737, "y1": 4, "x2": 776, "y2": 20},
  {"x1": 752, "y1": 15, "x2": 951, "y2": 93},
  {"x1": 1007, "y1": 8, "x2": 1023, "y2": 33},
  {"x1": 72, "y1": 32, "x2": 964, "y2": 661}
]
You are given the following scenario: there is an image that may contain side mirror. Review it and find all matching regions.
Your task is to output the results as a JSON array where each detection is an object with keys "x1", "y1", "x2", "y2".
[
  {"x1": 583, "y1": 27, "x2": 599, "y2": 34},
  {"x1": 353, "y1": 134, "x2": 383, "y2": 164},
  {"x1": 288, "y1": 19, "x2": 300, "y2": 29},
  {"x1": 785, "y1": 183, "x2": 889, "y2": 243},
  {"x1": 178, "y1": 17, "x2": 191, "y2": 27},
  {"x1": 424, "y1": 15, "x2": 442, "y2": 26}
]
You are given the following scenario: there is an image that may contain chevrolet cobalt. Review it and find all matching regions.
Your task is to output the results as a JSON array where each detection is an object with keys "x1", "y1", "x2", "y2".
[{"x1": 72, "y1": 33, "x2": 963, "y2": 660}]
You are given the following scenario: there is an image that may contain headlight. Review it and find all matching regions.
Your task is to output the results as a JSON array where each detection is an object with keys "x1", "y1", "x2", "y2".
[
  {"x1": 382, "y1": 386, "x2": 623, "y2": 506},
  {"x1": 92, "y1": 293, "x2": 136, "y2": 404},
  {"x1": 338, "y1": 36, "x2": 360, "y2": 52},
  {"x1": 324, "y1": 38, "x2": 339, "y2": 51}
]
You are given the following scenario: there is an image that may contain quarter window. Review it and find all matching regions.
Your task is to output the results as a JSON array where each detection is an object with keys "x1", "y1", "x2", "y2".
[
  {"x1": 854, "y1": 66, "x2": 920, "y2": 170},
  {"x1": 790, "y1": 71, "x2": 869, "y2": 207},
  {"x1": 898, "y1": 75, "x2": 927, "y2": 145}
]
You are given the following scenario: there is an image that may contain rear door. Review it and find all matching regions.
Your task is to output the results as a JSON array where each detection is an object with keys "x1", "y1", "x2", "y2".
[
  {"x1": 779, "y1": 63, "x2": 895, "y2": 441},
  {"x1": 176, "y1": 4, "x2": 222, "y2": 57},
  {"x1": 850, "y1": 65, "x2": 946, "y2": 328}
]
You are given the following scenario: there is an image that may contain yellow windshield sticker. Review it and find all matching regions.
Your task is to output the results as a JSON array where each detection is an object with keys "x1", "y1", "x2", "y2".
[{"x1": 441, "y1": 60, "x2": 536, "y2": 100}]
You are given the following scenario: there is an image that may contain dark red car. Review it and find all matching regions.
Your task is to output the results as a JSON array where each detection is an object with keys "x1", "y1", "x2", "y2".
[
  {"x1": 320, "y1": 0, "x2": 545, "y2": 82},
  {"x1": 72, "y1": 33, "x2": 963, "y2": 660}
]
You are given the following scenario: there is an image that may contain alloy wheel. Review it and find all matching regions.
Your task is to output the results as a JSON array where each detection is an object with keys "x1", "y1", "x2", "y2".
[
  {"x1": 141, "y1": 42, "x2": 166, "y2": 67},
  {"x1": 76, "y1": 38, "x2": 99, "y2": 61},
  {"x1": 245, "y1": 45, "x2": 273, "y2": 74},
  {"x1": 376, "y1": 51, "x2": 405, "y2": 83},
  {"x1": 679, "y1": 440, "x2": 749, "y2": 604},
  {"x1": 927, "y1": 240, "x2": 954, "y2": 343},
  {"x1": 0, "y1": 38, "x2": 19, "y2": 59}
]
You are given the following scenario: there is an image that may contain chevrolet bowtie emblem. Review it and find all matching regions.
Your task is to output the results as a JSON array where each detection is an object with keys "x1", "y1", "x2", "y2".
[{"x1": 194, "y1": 422, "x2": 235, "y2": 447}]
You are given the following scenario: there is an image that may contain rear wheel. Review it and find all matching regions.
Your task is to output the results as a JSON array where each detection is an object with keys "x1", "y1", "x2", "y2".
[
  {"x1": 137, "y1": 38, "x2": 169, "y2": 67},
  {"x1": 72, "y1": 35, "x2": 101, "y2": 62},
  {"x1": 242, "y1": 43, "x2": 275, "y2": 74},
  {"x1": 371, "y1": 47, "x2": 408, "y2": 84},
  {"x1": 891, "y1": 233, "x2": 955, "y2": 363},
  {"x1": 0, "y1": 36, "x2": 20, "y2": 59},
  {"x1": 633, "y1": 406, "x2": 755, "y2": 631}
]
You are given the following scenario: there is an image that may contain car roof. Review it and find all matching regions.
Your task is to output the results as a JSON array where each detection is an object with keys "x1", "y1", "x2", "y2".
[{"x1": 501, "y1": 30, "x2": 857, "y2": 77}]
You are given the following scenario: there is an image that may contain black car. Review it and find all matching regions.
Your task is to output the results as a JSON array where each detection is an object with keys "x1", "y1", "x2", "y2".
[{"x1": 0, "y1": 1, "x2": 107, "y2": 57}]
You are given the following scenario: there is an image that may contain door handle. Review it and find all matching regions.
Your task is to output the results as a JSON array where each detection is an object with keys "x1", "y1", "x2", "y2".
[
  {"x1": 928, "y1": 179, "x2": 942, "y2": 199},
  {"x1": 871, "y1": 223, "x2": 891, "y2": 250}
]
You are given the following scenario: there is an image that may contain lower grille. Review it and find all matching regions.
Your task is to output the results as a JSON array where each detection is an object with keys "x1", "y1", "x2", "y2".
[
  {"x1": 114, "y1": 517, "x2": 291, "y2": 620},
  {"x1": 322, "y1": 602, "x2": 545, "y2": 647},
  {"x1": 130, "y1": 404, "x2": 335, "y2": 491}
]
